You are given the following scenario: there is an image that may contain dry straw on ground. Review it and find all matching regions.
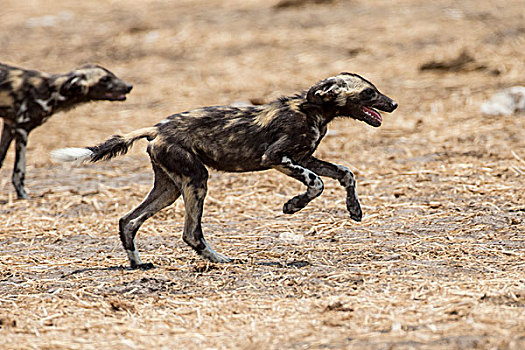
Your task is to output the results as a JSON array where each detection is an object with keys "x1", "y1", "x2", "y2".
[{"x1": 1, "y1": 0, "x2": 524, "y2": 349}]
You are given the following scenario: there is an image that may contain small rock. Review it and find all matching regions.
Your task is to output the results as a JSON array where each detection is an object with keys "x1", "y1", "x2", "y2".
[
  {"x1": 480, "y1": 86, "x2": 525, "y2": 115},
  {"x1": 279, "y1": 232, "x2": 304, "y2": 243},
  {"x1": 25, "y1": 11, "x2": 73, "y2": 28},
  {"x1": 428, "y1": 201, "x2": 442, "y2": 208}
]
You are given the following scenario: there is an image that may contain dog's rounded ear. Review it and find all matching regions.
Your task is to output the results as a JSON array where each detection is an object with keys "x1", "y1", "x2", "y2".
[
  {"x1": 61, "y1": 73, "x2": 88, "y2": 95},
  {"x1": 306, "y1": 78, "x2": 341, "y2": 105}
]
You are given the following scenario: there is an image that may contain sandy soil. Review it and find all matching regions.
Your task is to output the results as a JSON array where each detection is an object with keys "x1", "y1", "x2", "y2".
[{"x1": 0, "y1": 0, "x2": 524, "y2": 349}]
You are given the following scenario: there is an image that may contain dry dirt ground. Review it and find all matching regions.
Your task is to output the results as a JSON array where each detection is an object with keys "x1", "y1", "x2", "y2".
[{"x1": 0, "y1": 0, "x2": 524, "y2": 349}]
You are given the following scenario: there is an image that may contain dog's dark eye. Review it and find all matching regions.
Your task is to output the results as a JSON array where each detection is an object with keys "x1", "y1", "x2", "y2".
[
  {"x1": 360, "y1": 88, "x2": 375, "y2": 99},
  {"x1": 100, "y1": 76, "x2": 112, "y2": 83}
]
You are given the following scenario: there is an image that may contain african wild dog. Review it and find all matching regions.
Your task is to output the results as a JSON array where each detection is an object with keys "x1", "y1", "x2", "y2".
[
  {"x1": 0, "y1": 63, "x2": 133, "y2": 199},
  {"x1": 52, "y1": 72, "x2": 397, "y2": 269}
]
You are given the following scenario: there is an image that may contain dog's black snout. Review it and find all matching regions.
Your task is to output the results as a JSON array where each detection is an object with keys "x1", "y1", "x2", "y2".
[
  {"x1": 390, "y1": 101, "x2": 398, "y2": 111},
  {"x1": 126, "y1": 84, "x2": 133, "y2": 93}
]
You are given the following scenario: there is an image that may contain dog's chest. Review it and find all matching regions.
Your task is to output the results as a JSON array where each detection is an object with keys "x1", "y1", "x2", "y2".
[
  {"x1": 19, "y1": 86, "x2": 61, "y2": 125},
  {"x1": 306, "y1": 124, "x2": 327, "y2": 153},
  {"x1": 313, "y1": 125, "x2": 327, "y2": 147},
  {"x1": 288, "y1": 124, "x2": 327, "y2": 160}
]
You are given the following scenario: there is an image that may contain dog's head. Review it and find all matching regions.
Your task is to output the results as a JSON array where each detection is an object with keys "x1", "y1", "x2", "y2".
[
  {"x1": 60, "y1": 65, "x2": 133, "y2": 101},
  {"x1": 306, "y1": 73, "x2": 397, "y2": 127}
]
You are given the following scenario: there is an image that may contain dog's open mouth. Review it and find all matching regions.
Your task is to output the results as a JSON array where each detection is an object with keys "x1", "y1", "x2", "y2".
[
  {"x1": 361, "y1": 106, "x2": 382, "y2": 127},
  {"x1": 104, "y1": 92, "x2": 127, "y2": 101}
]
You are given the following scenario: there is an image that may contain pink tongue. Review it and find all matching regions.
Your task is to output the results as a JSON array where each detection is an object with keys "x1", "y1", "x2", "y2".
[{"x1": 362, "y1": 106, "x2": 382, "y2": 123}]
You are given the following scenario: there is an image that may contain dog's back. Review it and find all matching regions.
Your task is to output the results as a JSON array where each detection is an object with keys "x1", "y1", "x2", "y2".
[{"x1": 154, "y1": 95, "x2": 316, "y2": 172}]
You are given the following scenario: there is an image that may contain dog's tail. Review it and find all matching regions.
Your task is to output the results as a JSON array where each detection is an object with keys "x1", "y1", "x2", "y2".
[{"x1": 51, "y1": 127, "x2": 158, "y2": 163}]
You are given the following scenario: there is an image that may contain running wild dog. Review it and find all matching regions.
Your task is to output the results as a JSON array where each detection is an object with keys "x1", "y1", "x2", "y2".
[
  {"x1": 0, "y1": 63, "x2": 133, "y2": 199},
  {"x1": 52, "y1": 73, "x2": 397, "y2": 269}
]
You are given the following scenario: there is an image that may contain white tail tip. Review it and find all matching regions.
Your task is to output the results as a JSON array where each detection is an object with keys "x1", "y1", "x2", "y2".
[{"x1": 51, "y1": 148, "x2": 93, "y2": 163}]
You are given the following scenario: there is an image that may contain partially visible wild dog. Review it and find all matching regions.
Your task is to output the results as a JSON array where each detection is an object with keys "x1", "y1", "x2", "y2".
[
  {"x1": 52, "y1": 72, "x2": 397, "y2": 269},
  {"x1": 0, "y1": 63, "x2": 133, "y2": 199}
]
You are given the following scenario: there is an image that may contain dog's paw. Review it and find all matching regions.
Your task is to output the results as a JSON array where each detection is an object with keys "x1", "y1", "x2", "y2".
[
  {"x1": 16, "y1": 192, "x2": 29, "y2": 200},
  {"x1": 346, "y1": 197, "x2": 362, "y2": 222},
  {"x1": 201, "y1": 246, "x2": 232, "y2": 263},
  {"x1": 207, "y1": 253, "x2": 232, "y2": 264},
  {"x1": 283, "y1": 199, "x2": 302, "y2": 214}
]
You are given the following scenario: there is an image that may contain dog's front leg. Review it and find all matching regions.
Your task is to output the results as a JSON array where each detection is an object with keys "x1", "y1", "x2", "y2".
[
  {"x1": 0, "y1": 123, "x2": 15, "y2": 169},
  {"x1": 262, "y1": 147, "x2": 324, "y2": 214},
  {"x1": 301, "y1": 156, "x2": 362, "y2": 222},
  {"x1": 12, "y1": 128, "x2": 29, "y2": 199},
  {"x1": 278, "y1": 155, "x2": 324, "y2": 214}
]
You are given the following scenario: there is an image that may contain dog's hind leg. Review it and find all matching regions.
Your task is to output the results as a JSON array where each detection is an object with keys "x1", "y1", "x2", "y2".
[
  {"x1": 119, "y1": 161, "x2": 181, "y2": 269},
  {"x1": 12, "y1": 128, "x2": 29, "y2": 199},
  {"x1": 0, "y1": 123, "x2": 14, "y2": 169},
  {"x1": 180, "y1": 173, "x2": 231, "y2": 263},
  {"x1": 153, "y1": 144, "x2": 230, "y2": 263},
  {"x1": 300, "y1": 156, "x2": 362, "y2": 221}
]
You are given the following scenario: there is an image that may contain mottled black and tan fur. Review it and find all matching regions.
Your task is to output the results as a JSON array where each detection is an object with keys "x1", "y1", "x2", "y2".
[
  {"x1": 52, "y1": 72, "x2": 397, "y2": 269},
  {"x1": 0, "y1": 63, "x2": 132, "y2": 198}
]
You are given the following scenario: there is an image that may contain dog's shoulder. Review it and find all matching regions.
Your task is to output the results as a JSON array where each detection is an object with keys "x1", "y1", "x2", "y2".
[
  {"x1": 0, "y1": 63, "x2": 51, "y2": 96},
  {"x1": 251, "y1": 94, "x2": 308, "y2": 128}
]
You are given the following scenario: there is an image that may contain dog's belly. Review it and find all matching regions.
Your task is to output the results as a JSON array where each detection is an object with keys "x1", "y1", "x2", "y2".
[{"x1": 195, "y1": 147, "x2": 269, "y2": 172}]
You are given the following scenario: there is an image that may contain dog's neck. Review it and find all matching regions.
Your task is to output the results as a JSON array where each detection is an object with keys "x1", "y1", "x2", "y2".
[
  {"x1": 40, "y1": 74, "x2": 90, "y2": 114},
  {"x1": 300, "y1": 102, "x2": 337, "y2": 126}
]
